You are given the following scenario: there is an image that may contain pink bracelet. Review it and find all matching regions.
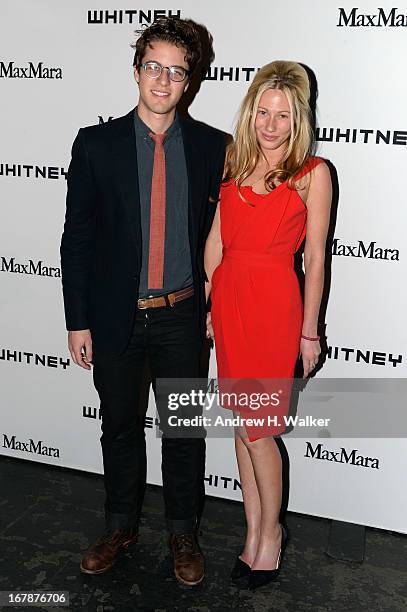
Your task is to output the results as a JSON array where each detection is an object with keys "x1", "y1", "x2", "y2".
[{"x1": 301, "y1": 334, "x2": 320, "y2": 341}]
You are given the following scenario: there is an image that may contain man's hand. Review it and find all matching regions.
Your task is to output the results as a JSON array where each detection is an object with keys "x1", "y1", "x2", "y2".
[{"x1": 68, "y1": 329, "x2": 93, "y2": 370}]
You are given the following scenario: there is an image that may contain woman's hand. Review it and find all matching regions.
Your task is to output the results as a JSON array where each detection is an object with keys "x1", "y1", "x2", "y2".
[
  {"x1": 206, "y1": 312, "x2": 214, "y2": 340},
  {"x1": 300, "y1": 337, "x2": 321, "y2": 378}
]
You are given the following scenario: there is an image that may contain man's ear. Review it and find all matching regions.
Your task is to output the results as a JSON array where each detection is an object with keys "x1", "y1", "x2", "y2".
[{"x1": 133, "y1": 65, "x2": 139, "y2": 84}]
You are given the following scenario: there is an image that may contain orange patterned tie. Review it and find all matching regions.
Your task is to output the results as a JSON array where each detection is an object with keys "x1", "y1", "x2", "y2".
[{"x1": 148, "y1": 132, "x2": 166, "y2": 289}]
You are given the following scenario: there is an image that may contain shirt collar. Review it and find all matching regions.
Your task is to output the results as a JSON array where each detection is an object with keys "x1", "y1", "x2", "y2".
[{"x1": 134, "y1": 107, "x2": 180, "y2": 141}]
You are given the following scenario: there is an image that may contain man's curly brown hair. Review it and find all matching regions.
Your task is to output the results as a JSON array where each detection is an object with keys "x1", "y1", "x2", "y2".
[{"x1": 131, "y1": 17, "x2": 202, "y2": 75}]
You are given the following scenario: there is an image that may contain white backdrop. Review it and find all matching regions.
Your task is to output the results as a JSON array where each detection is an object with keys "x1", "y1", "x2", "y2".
[{"x1": 1, "y1": 0, "x2": 406, "y2": 533}]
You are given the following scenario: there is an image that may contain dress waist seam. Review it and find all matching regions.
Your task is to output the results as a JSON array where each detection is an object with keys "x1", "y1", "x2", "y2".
[{"x1": 223, "y1": 249, "x2": 294, "y2": 264}]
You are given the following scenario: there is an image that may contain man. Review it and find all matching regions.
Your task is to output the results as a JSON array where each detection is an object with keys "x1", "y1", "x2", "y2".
[{"x1": 60, "y1": 17, "x2": 225, "y2": 586}]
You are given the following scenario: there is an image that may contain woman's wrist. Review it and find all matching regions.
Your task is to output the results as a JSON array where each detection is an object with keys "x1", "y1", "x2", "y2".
[
  {"x1": 301, "y1": 333, "x2": 320, "y2": 341},
  {"x1": 301, "y1": 322, "x2": 319, "y2": 338}
]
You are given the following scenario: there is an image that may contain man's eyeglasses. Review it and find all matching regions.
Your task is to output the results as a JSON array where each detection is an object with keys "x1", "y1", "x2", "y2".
[{"x1": 138, "y1": 61, "x2": 189, "y2": 83}]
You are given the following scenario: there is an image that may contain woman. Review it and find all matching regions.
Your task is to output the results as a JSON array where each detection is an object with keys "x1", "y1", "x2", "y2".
[{"x1": 204, "y1": 61, "x2": 332, "y2": 590}]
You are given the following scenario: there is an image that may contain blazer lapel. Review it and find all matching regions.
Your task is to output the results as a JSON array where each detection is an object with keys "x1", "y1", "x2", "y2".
[{"x1": 112, "y1": 109, "x2": 141, "y2": 246}]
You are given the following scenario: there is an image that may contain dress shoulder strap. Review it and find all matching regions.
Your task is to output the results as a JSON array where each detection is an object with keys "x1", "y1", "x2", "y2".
[{"x1": 294, "y1": 156, "x2": 324, "y2": 181}]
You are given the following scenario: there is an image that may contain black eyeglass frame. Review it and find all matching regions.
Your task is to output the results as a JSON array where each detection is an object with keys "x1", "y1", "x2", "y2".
[{"x1": 138, "y1": 61, "x2": 190, "y2": 82}]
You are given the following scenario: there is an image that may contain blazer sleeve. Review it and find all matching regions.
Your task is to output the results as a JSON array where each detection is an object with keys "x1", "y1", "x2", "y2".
[
  {"x1": 202, "y1": 132, "x2": 226, "y2": 293},
  {"x1": 203, "y1": 132, "x2": 226, "y2": 242},
  {"x1": 60, "y1": 128, "x2": 97, "y2": 331},
  {"x1": 209, "y1": 132, "x2": 226, "y2": 204}
]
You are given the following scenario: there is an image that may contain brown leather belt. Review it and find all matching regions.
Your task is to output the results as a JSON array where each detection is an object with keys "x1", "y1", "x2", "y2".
[{"x1": 137, "y1": 285, "x2": 194, "y2": 309}]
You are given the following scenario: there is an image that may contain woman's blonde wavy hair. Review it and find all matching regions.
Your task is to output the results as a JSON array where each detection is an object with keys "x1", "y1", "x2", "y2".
[{"x1": 224, "y1": 60, "x2": 314, "y2": 192}]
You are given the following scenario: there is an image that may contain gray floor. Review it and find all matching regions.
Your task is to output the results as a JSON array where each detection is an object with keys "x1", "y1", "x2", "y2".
[{"x1": 1, "y1": 456, "x2": 406, "y2": 611}]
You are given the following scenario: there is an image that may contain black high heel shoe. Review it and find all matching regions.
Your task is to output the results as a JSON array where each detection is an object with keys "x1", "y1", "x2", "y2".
[
  {"x1": 248, "y1": 525, "x2": 288, "y2": 591},
  {"x1": 230, "y1": 555, "x2": 251, "y2": 583}
]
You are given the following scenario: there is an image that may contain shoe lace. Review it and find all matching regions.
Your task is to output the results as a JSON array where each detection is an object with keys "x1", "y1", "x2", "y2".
[
  {"x1": 174, "y1": 533, "x2": 195, "y2": 554},
  {"x1": 100, "y1": 528, "x2": 128, "y2": 546}
]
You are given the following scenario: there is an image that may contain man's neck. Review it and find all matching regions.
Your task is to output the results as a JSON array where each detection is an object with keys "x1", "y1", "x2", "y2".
[{"x1": 136, "y1": 104, "x2": 176, "y2": 134}]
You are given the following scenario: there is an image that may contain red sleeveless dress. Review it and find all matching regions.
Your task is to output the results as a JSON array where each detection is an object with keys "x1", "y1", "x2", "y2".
[{"x1": 211, "y1": 157, "x2": 323, "y2": 439}]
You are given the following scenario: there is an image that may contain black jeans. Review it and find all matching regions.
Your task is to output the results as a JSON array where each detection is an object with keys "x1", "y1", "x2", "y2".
[{"x1": 93, "y1": 296, "x2": 205, "y2": 535}]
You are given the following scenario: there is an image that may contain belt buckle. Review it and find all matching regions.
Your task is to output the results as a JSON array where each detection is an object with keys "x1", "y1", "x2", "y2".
[{"x1": 138, "y1": 298, "x2": 148, "y2": 310}]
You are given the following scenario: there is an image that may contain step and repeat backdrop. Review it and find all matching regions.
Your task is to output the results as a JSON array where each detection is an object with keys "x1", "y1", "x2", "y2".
[{"x1": 1, "y1": 1, "x2": 406, "y2": 533}]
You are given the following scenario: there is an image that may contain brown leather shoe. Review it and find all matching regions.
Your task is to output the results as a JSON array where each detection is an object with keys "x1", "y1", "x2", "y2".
[
  {"x1": 80, "y1": 528, "x2": 137, "y2": 575},
  {"x1": 170, "y1": 533, "x2": 204, "y2": 586}
]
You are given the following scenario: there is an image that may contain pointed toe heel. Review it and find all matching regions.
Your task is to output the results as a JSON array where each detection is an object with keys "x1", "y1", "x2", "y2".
[
  {"x1": 230, "y1": 556, "x2": 251, "y2": 583},
  {"x1": 248, "y1": 525, "x2": 288, "y2": 591}
]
